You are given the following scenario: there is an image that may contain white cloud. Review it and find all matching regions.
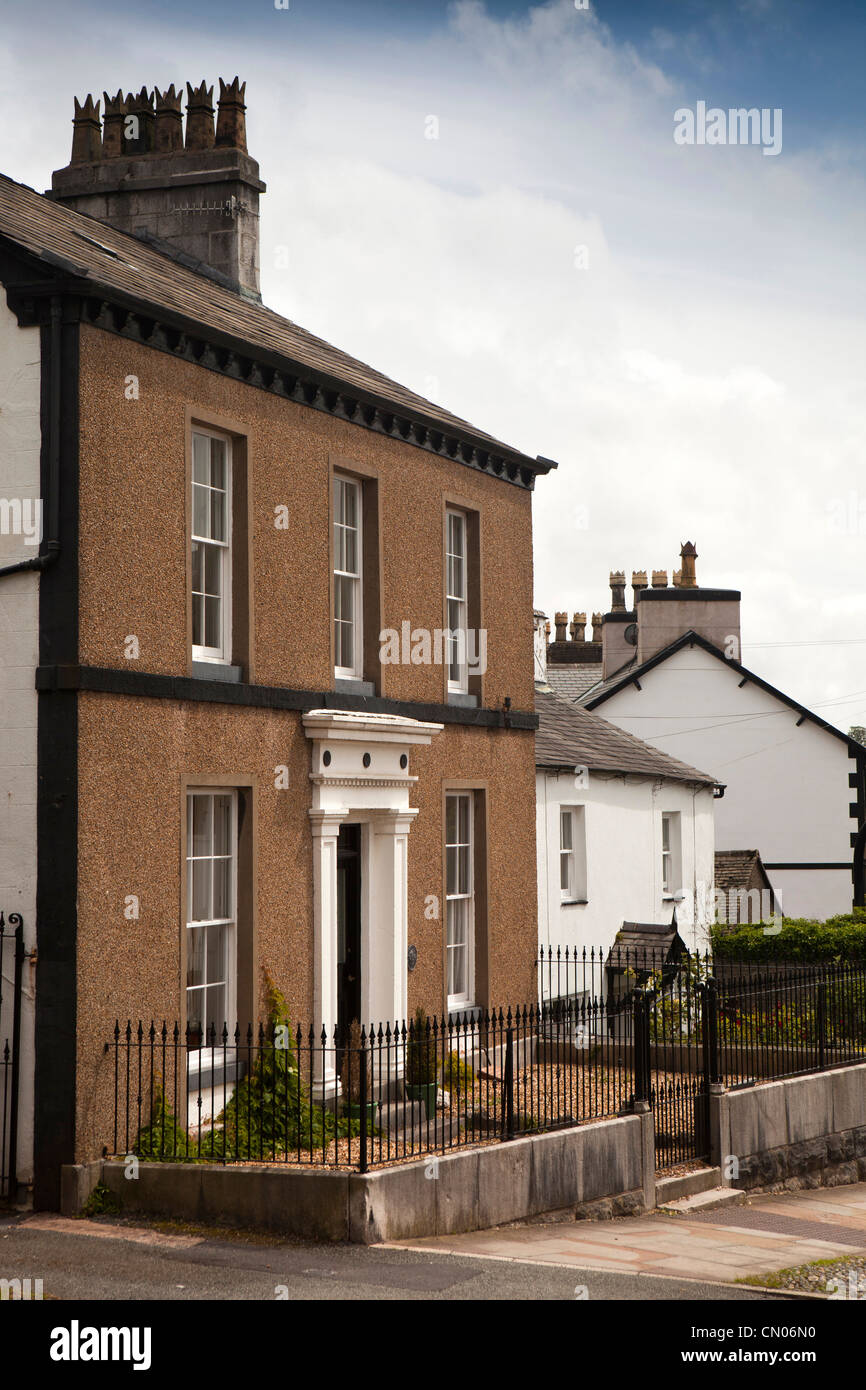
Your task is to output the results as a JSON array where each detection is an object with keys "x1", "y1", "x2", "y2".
[{"x1": 0, "y1": 0, "x2": 864, "y2": 717}]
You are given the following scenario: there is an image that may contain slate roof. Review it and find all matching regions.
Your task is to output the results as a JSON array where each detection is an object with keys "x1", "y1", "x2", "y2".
[
  {"x1": 0, "y1": 172, "x2": 551, "y2": 480},
  {"x1": 714, "y1": 849, "x2": 772, "y2": 896},
  {"x1": 574, "y1": 657, "x2": 638, "y2": 706},
  {"x1": 534, "y1": 687, "x2": 716, "y2": 785},
  {"x1": 612, "y1": 917, "x2": 686, "y2": 958},
  {"x1": 546, "y1": 664, "x2": 604, "y2": 700}
]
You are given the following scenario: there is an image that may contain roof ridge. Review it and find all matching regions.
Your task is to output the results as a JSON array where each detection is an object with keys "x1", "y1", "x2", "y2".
[{"x1": 584, "y1": 627, "x2": 855, "y2": 748}]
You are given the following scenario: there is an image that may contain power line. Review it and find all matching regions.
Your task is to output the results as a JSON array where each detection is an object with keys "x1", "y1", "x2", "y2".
[{"x1": 744, "y1": 639, "x2": 866, "y2": 648}]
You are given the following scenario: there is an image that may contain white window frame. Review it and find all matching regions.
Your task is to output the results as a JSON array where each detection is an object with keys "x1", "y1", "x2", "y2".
[
  {"x1": 445, "y1": 790, "x2": 475, "y2": 1011},
  {"x1": 559, "y1": 805, "x2": 587, "y2": 903},
  {"x1": 333, "y1": 473, "x2": 363, "y2": 680},
  {"x1": 661, "y1": 811, "x2": 682, "y2": 897},
  {"x1": 560, "y1": 807, "x2": 575, "y2": 900},
  {"x1": 185, "y1": 789, "x2": 238, "y2": 1053},
  {"x1": 446, "y1": 508, "x2": 469, "y2": 694},
  {"x1": 191, "y1": 427, "x2": 232, "y2": 665}
]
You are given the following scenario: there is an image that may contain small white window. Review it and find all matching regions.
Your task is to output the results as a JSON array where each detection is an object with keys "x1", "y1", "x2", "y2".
[
  {"x1": 560, "y1": 808, "x2": 574, "y2": 897},
  {"x1": 446, "y1": 509, "x2": 468, "y2": 693},
  {"x1": 334, "y1": 474, "x2": 363, "y2": 679},
  {"x1": 559, "y1": 806, "x2": 587, "y2": 902},
  {"x1": 186, "y1": 790, "x2": 237, "y2": 1042},
  {"x1": 191, "y1": 429, "x2": 232, "y2": 664},
  {"x1": 661, "y1": 812, "x2": 682, "y2": 896},
  {"x1": 446, "y1": 791, "x2": 474, "y2": 1010}
]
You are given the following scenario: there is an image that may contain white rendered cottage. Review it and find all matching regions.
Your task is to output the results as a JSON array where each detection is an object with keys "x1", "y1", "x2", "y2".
[
  {"x1": 534, "y1": 641, "x2": 718, "y2": 972},
  {"x1": 552, "y1": 546, "x2": 866, "y2": 921}
]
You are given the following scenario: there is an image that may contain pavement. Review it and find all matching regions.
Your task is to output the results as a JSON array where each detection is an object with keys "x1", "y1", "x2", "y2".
[{"x1": 388, "y1": 1183, "x2": 866, "y2": 1287}]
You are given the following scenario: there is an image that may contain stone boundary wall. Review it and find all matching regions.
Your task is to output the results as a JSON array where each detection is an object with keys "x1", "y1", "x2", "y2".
[
  {"x1": 714, "y1": 1063, "x2": 866, "y2": 1192},
  {"x1": 57, "y1": 1064, "x2": 866, "y2": 1238},
  {"x1": 61, "y1": 1112, "x2": 652, "y2": 1244}
]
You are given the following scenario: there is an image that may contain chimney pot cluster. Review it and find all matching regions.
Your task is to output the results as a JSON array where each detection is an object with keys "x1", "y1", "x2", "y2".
[
  {"x1": 548, "y1": 610, "x2": 602, "y2": 650},
  {"x1": 68, "y1": 77, "x2": 248, "y2": 163}
]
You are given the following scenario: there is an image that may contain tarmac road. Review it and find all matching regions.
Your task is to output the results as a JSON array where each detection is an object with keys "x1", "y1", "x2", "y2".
[{"x1": 0, "y1": 1213, "x2": 773, "y2": 1301}]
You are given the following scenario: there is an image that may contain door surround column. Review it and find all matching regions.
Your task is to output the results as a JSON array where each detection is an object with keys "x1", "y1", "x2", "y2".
[
  {"x1": 309, "y1": 807, "x2": 348, "y2": 1084},
  {"x1": 303, "y1": 709, "x2": 443, "y2": 1039}
]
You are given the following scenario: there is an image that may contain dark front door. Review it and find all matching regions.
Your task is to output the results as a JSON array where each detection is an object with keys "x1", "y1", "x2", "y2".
[{"x1": 337, "y1": 824, "x2": 362, "y2": 1037}]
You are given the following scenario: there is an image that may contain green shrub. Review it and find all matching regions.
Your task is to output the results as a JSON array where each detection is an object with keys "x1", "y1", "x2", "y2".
[
  {"x1": 440, "y1": 1050, "x2": 474, "y2": 1093},
  {"x1": 645, "y1": 954, "x2": 707, "y2": 1043},
  {"x1": 208, "y1": 979, "x2": 344, "y2": 1160},
  {"x1": 406, "y1": 1006, "x2": 437, "y2": 1085},
  {"x1": 133, "y1": 979, "x2": 348, "y2": 1164},
  {"x1": 719, "y1": 1000, "x2": 815, "y2": 1047},
  {"x1": 134, "y1": 1083, "x2": 190, "y2": 1161}
]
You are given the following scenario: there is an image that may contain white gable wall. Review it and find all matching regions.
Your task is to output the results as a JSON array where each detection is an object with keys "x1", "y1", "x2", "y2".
[
  {"x1": 536, "y1": 767, "x2": 716, "y2": 976},
  {"x1": 592, "y1": 644, "x2": 856, "y2": 920},
  {"x1": 0, "y1": 293, "x2": 41, "y2": 1188}
]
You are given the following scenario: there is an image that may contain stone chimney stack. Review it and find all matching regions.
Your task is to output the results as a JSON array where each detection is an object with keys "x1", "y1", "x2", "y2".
[
  {"x1": 636, "y1": 541, "x2": 741, "y2": 664},
  {"x1": 544, "y1": 605, "x2": 603, "y2": 678},
  {"x1": 49, "y1": 77, "x2": 265, "y2": 300},
  {"x1": 602, "y1": 571, "x2": 636, "y2": 678}
]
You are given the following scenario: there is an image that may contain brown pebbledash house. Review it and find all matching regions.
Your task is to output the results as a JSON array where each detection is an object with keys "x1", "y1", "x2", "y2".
[{"x1": 0, "y1": 80, "x2": 555, "y2": 1206}]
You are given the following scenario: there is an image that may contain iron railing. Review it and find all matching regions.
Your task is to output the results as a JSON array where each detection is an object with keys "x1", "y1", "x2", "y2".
[
  {"x1": 105, "y1": 958, "x2": 866, "y2": 1175},
  {"x1": 106, "y1": 999, "x2": 638, "y2": 1173},
  {"x1": 716, "y1": 960, "x2": 866, "y2": 1088}
]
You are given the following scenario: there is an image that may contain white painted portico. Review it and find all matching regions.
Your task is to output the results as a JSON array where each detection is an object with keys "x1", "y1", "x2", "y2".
[{"x1": 304, "y1": 710, "x2": 443, "y2": 1063}]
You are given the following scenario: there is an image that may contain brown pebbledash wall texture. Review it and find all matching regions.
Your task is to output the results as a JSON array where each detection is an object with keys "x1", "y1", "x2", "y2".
[
  {"x1": 77, "y1": 325, "x2": 534, "y2": 709},
  {"x1": 73, "y1": 325, "x2": 539, "y2": 1163}
]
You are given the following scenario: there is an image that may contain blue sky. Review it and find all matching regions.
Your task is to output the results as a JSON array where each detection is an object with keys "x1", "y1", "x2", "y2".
[{"x1": 1, "y1": 0, "x2": 865, "y2": 723}]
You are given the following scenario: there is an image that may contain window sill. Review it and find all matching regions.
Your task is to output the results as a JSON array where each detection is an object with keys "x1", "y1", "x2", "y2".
[
  {"x1": 192, "y1": 661, "x2": 243, "y2": 684},
  {"x1": 561, "y1": 899, "x2": 588, "y2": 907},
  {"x1": 446, "y1": 1003, "x2": 481, "y2": 1025},
  {"x1": 187, "y1": 1046, "x2": 244, "y2": 1092},
  {"x1": 334, "y1": 677, "x2": 376, "y2": 695},
  {"x1": 447, "y1": 691, "x2": 478, "y2": 708}
]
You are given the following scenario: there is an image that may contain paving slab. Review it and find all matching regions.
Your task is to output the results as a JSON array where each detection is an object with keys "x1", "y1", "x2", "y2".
[{"x1": 387, "y1": 1181, "x2": 866, "y2": 1284}]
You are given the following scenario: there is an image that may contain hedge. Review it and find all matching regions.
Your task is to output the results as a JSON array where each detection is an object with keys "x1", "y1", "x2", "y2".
[{"x1": 711, "y1": 910, "x2": 866, "y2": 962}]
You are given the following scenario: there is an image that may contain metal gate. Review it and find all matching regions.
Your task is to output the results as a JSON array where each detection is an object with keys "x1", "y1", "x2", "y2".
[
  {"x1": 634, "y1": 974, "x2": 716, "y2": 1171},
  {"x1": 0, "y1": 912, "x2": 24, "y2": 1203}
]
